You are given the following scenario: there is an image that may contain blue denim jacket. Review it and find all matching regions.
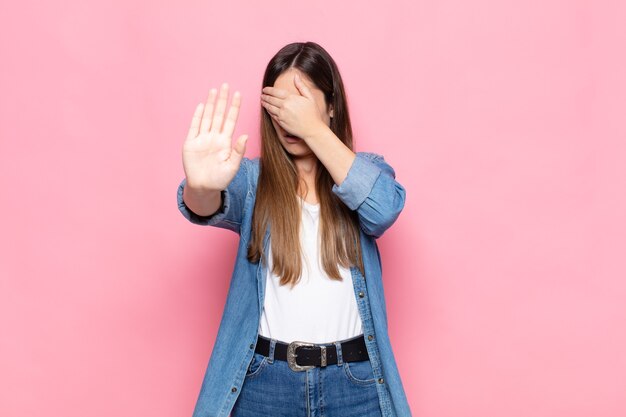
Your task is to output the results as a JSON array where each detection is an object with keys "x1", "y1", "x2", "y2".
[{"x1": 177, "y1": 152, "x2": 412, "y2": 416}]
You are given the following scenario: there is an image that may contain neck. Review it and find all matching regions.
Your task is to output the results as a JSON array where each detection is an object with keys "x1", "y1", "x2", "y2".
[
  {"x1": 293, "y1": 155, "x2": 319, "y2": 203},
  {"x1": 293, "y1": 155, "x2": 318, "y2": 179}
]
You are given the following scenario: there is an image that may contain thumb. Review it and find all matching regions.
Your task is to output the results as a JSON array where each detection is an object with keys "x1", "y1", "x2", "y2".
[
  {"x1": 294, "y1": 73, "x2": 314, "y2": 99},
  {"x1": 231, "y1": 134, "x2": 248, "y2": 162}
]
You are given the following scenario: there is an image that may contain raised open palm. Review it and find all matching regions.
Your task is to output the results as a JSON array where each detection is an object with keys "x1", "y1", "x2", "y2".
[{"x1": 183, "y1": 83, "x2": 248, "y2": 191}]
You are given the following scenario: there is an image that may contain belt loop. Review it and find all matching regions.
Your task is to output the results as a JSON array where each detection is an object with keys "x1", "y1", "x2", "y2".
[
  {"x1": 268, "y1": 338, "x2": 277, "y2": 364},
  {"x1": 334, "y1": 340, "x2": 343, "y2": 366}
]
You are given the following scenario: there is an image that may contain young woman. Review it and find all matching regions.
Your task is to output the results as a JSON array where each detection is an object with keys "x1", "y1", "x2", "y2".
[{"x1": 178, "y1": 42, "x2": 411, "y2": 417}]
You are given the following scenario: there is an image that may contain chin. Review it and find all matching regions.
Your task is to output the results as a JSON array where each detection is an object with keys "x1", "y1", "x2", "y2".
[{"x1": 282, "y1": 142, "x2": 314, "y2": 158}]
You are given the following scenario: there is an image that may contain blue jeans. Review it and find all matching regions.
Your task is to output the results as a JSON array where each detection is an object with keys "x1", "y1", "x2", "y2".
[{"x1": 231, "y1": 336, "x2": 383, "y2": 417}]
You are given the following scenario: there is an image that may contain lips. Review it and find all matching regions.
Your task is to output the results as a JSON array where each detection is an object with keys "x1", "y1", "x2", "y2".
[{"x1": 284, "y1": 134, "x2": 302, "y2": 143}]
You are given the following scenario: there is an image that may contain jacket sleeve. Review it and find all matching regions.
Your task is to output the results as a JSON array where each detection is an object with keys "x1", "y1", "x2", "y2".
[
  {"x1": 332, "y1": 152, "x2": 406, "y2": 239},
  {"x1": 176, "y1": 158, "x2": 252, "y2": 234}
]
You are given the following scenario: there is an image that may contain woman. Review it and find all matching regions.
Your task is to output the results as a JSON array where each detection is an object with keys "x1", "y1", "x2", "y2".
[{"x1": 178, "y1": 42, "x2": 411, "y2": 417}]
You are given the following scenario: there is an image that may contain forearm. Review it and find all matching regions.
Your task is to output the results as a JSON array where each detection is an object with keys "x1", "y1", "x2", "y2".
[
  {"x1": 182, "y1": 182, "x2": 222, "y2": 217},
  {"x1": 303, "y1": 125, "x2": 356, "y2": 186}
]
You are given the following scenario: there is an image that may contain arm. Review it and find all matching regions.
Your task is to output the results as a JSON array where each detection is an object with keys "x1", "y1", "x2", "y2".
[
  {"x1": 260, "y1": 72, "x2": 355, "y2": 186},
  {"x1": 182, "y1": 184, "x2": 221, "y2": 217},
  {"x1": 177, "y1": 158, "x2": 252, "y2": 234},
  {"x1": 178, "y1": 83, "x2": 250, "y2": 233},
  {"x1": 259, "y1": 75, "x2": 405, "y2": 237},
  {"x1": 332, "y1": 152, "x2": 406, "y2": 238},
  {"x1": 292, "y1": 125, "x2": 405, "y2": 238}
]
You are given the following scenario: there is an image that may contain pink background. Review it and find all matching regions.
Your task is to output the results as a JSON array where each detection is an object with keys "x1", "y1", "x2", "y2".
[{"x1": 1, "y1": 0, "x2": 625, "y2": 416}]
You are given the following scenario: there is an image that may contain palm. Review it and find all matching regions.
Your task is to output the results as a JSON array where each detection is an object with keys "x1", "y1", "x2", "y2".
[{"x1": 182, "y1": 83, "x2": 248, "y2": 191}]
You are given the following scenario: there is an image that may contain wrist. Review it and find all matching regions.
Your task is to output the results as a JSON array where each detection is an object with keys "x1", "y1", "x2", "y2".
[
  {"x1": 302, "y1": 123, "x2": 332, "y2": 143},
  {"x1": 184, "y1": 180, "x2": 222, "y2": 194}
]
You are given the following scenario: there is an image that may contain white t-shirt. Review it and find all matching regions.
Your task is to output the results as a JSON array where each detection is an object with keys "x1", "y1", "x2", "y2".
[{"x1": 258, "y1": 197, "x2": 363, "y2": 344}]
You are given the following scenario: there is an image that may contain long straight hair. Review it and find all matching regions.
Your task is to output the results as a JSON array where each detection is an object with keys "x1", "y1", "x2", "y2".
[{"x1": 247, "y1": 41, "x2": 364, "y2": 287}]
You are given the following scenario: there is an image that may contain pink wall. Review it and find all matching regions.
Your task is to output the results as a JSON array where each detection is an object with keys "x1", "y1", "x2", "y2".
[{"x1": 1, "y1": 0, "x2": 625, "y2": 416}]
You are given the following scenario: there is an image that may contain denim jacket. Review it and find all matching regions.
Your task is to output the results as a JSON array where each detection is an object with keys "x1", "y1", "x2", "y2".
[{"x1": 177, "y1": 152, "x2": 412, "y2": 416}]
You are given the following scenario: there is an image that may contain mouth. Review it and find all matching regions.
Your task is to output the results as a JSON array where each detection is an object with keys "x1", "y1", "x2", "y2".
[{"x1": 284, "y1": 134, "x2": 302, "y2": 143}]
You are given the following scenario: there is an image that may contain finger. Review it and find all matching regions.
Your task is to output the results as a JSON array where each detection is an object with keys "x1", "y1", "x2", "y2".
[
  {"x1": 261, "y1": 101, "x2": 280, "y2": 117},
  {"x1": 210, "y1": 83, "x2": 229, "y2": 133},
  {"x1": 222, "y1": 91, "x2": 241, "y2": 138},
  {"x1": 261, "y1": 86, "x2": 288, "y2": 99},
  {"x1": 260, "y1": 93, "x2": 283, "y2": 107},
  {"x1": 230, "y1": 134, "x2": 249, "y2": 163},
  {"x1": 294, "y1": 73, "x2": 314, "y2": 99},
  {"x1": 199, "y1": 88, "x2": 217, "y2": 133},
  {"x1": 268, "y1": 112, "x2": 281, "y2": 125},
  {"x1": 186, "y1": 102, "x2": 204, "y2": 141}
]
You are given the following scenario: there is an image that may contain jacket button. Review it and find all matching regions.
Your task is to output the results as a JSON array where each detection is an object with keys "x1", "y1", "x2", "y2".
[
  {"x1": 231, "y1": 387, "x2": 237, "y2": 392},
  {"x1": 368, "y1": 334, "x2": 374, "y2": 341},
  {"x1": 378, "y1": 378, "x2": 384, "y2": 384},
  {"x1": 249, "y1": 343, "x2": 254, "y2": 349},
  {"x1": 358, "y1": 291, "x2": 364, "y2": 298}
]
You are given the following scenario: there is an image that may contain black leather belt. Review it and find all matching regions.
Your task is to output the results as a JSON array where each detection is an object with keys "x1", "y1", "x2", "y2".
[{"x1": 255, "y1": 334, "x2": 369, "y2": 372}]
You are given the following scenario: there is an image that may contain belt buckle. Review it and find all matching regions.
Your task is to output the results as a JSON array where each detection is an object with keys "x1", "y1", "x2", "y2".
[{"x1": 287, "y1": 341, "x2": 316, "y2": 372}]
